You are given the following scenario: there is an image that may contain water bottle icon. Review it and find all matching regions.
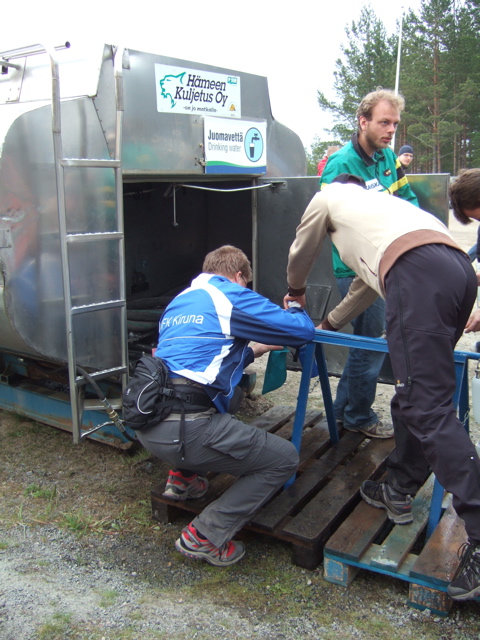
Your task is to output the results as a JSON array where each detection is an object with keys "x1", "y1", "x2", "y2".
[{"x1": 250, "y1": 133, "x2": 260, "y2": 158}]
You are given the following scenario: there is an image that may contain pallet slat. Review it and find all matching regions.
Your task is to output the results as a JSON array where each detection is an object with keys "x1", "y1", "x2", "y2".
[
  {"x1": 409, "y1": 502, "x2": 468, "y2": 586},
  {"x1": 251, "y1": 430, "x2": 365, "y2": 531},
  {"x1": 282, "y1": 438, "x2": 395, "y2": 541},
  {"x1": 272, "y1": 410, "x2": 324, "y2": 444},
  {"x1": 249, "y1": 405, "x2": 296, "y2": 431},
  {"x1": 362, "y1": 546, "x2": 419, "y2": 578},
  {"x1": 370, "y1": 474, "x2": 435, "y2": 571},
  {"x1": 324, "y1": 499, "x2": 388, "y2": 562}
]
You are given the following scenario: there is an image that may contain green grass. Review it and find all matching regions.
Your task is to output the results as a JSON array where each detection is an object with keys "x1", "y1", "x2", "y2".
[
  {"x1": 98, "y1": 588, "x2": 119, "y2": 608},
  {"x1": 4, "y1": 410, "x2": 25, "y2": 432},
  {"x1": 37, "y1": 560, "x2": 51, "y2": 567},
  {"x1": 60, "y1": 510, "x2": 92, "y2": 536},
  {"x1": 36, "y1": 612, "x2": 73, "y2": 640},
  {"x1": 24, "y1": 483, "x2": 57, "y2": 500},
  {"x1": 122, "y1": 446, "x2": 152, "y2": 466}
]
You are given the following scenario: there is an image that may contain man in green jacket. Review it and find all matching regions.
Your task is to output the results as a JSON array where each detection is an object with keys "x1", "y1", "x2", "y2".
[{"x1": 320, "y1": 89, "x2": 418, "y2": 439}]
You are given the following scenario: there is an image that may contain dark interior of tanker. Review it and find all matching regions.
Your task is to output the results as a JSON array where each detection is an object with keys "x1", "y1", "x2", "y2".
[{"x1": 123, "y1": 179, "x2": 252, "y2": 365}]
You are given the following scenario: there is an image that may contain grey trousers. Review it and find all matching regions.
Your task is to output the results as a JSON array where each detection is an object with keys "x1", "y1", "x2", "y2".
[{"x1": 138, "y1": 413, "x2": 299, "y2": 547}]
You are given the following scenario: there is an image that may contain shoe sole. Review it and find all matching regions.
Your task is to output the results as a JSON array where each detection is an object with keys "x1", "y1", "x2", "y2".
[
  {"x1": 162, "y1": 479, "x2": 209, "y2": 501},
  {"x1": 162, "y1": 487, "x2": 208, "y2": 501},
  {"x1": 174, "y1": 538, "x2": 245, "y2": 566},
  {"x1": 360, "y1": 486, "x2": 413, "y2": 524},
  {"x1": 448, "y1": 586, "x2": 480, "y2": 600},
  {"x1": 345, "y1": 426, "x2": 394, "y2": 439}
]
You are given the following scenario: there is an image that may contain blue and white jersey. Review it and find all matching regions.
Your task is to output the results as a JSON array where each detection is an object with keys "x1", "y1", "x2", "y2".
[{"x1": 156, "y1": 273, "x2": 315, "y2": 412}]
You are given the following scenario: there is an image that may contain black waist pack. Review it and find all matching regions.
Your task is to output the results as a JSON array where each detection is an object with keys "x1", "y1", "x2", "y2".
[{"x1": 122, "y1": 356, "x2": 176, "y2": 431}]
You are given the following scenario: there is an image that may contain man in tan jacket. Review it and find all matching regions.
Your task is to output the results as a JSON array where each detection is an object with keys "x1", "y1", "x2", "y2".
[{"x1": 285, "y1": 172, "x2": 480, "y2": 601}]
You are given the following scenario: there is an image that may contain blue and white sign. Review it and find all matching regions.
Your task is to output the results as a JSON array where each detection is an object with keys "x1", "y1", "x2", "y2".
[
  {"x1": 204, "y1": 117, "x2": 267, "y2": 174},
  {"x1": 155, "y1": 64, "x2": 241, "y2": 118}
]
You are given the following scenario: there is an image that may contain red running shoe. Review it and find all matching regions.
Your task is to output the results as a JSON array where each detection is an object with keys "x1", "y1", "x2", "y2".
[
  {"x1": 175, "y1": 524, "x2": 245, "y2": 566},
  {"x1": 162, "y1": 470, "x2": 208, "y2": 501}
]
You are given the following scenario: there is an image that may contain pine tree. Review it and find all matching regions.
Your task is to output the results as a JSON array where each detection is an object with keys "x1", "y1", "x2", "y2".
[
  {"x1": 314, "y1": 0, "x2": 480, "y2": 174},
  {"x1": 317, "y1": 6, "x2": 397, "y2": 142},
  {"x1": 400, "y1": 0, "x2": 475, "y2": 173}
]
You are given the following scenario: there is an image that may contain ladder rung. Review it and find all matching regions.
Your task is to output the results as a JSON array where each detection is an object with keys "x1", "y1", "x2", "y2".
[
  {"x1": 83, "y1": 398, "x2": 122, "y2": 410},
  {"x1": 66, "y1": 232, "x2": 123, "y2": 243},
  {"x1": 75, "y1": 366, "x2": 128, "y2": 384},
  {"x1": 71, "y1": 300, "x2": 125, "y2": 315},
  {"x1": 61, "y1": 158, "x2": 121, "y2": 168}
]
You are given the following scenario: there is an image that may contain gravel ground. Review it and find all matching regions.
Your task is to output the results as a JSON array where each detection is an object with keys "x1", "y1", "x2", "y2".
[
  {"x1": 2, "y1": 213, "x2": 480, "y2": 639},
  {"x1": 2, "y1": 514, "x2": 480, "y2": 640}
]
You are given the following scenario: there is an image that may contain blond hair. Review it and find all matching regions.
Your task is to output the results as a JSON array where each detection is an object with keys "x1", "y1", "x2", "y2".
[
  {"x1": 202, "y1": 245, "x2": 253, "y2": 282},
  {"x1": 356, "y1": 89, "x2": 405, "y2": 126}
]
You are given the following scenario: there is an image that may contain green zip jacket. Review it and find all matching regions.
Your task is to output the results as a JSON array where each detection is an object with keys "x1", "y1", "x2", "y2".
[{"x1": 320, "y1": 133, "x2": 419, "y2": 278}]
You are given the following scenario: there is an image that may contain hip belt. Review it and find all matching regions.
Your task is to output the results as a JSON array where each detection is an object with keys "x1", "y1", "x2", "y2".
[
  {"x1": 168, "y1": 376, "x2": 215, "y2": 460},
  {"x1": 169, "y1": 378, "x2": 214, "y2": 413}
]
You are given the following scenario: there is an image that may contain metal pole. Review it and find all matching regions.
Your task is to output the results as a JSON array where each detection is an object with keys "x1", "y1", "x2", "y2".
[
  {"x1": 0, "y1": 42, "x2": 70, "y2": 61},
  {"x1": 113, "y1": 46, "x2": 129, "y2": 392},
  {"x1": 392, "y1": 7, "x2": 404, "y2": 151}
]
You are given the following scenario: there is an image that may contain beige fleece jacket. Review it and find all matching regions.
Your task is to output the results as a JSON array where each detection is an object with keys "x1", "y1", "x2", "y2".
[{"x1": 286, "y1": 183, "x2": 462, "y2": 329}]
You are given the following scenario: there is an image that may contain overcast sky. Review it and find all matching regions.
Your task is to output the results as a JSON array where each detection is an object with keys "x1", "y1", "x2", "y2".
[{"x1": 2, "y1": 0, "x2": 422, "y2": 150}]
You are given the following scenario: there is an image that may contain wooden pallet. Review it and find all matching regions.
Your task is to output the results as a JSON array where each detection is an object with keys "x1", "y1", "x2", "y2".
[
  {"x1": 323, "y1": 475, "x2": 469, "y2": 616},
  {"x1": 150, "y1": 405, "x2": 395, "y2": 569}
]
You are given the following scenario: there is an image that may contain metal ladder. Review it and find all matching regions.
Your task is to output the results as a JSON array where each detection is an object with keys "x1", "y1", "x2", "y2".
[{"x1": 31, "y1": 43, "x2": 128, "y2": 443}]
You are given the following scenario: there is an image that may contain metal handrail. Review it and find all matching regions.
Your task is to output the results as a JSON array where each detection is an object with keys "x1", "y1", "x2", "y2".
[{"x1": 0, "y1": 42, "x2": 70, "y2": 61}]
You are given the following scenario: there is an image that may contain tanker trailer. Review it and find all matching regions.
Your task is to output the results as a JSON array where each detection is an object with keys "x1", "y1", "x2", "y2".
[
  {"x1": 0, "y1": 42, "x2": 450, "y2": 447},
  {"x1": 0, "y1": 42, "x2": 333, "y2": 446}
]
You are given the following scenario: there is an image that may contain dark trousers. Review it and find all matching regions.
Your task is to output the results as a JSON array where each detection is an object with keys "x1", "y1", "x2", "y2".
[{"x1": 384, "y1": 243, "x2": 480, "y2": 540}]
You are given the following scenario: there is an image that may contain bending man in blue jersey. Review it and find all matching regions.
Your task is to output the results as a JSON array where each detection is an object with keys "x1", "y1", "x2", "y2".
[{"x1": 137, "y1": 245, "x2": 315, "y2": 566}]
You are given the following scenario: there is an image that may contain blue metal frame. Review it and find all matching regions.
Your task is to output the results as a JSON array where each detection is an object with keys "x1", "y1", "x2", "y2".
[
  {"x1": 0, "y1": 352, "x2": 135, "y2": 448},
  {"x1": 289, "y1": 329, "x2": 480, "y2": 534}
]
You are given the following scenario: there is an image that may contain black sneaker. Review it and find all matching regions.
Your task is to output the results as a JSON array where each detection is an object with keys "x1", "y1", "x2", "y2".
[
  {"x1": 360, "y1": 480, "x2": 413, "y2": 524},
  {"x1": 447, "y1": 540, "x2": 480, "y2": 600}
]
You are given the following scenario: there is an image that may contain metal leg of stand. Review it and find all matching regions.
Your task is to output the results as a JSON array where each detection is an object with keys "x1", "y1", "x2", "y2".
[
  {"x1": 285, "y1": 342, "x2": 315, "y2": 488},
  {"x1": 315, "y1": 343, "x2": 339, "y2": 444},
  {"x1": 426, "y1": 356, "x2": 470, "y2": 538},
  {"x1": 285, "y1": 342, "x2": 340, "y2": 489}
]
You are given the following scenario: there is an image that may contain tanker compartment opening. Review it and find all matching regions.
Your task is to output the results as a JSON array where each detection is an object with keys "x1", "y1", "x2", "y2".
[{"x1": 123, "y1": 179, "x2": 253, "y2": 365}]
